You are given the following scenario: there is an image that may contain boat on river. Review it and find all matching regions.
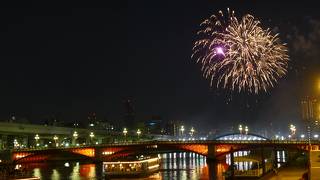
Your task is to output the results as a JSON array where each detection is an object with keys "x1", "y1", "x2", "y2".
[{"x1": 103, "y1": 155, "x2": 160, "y2": 178}]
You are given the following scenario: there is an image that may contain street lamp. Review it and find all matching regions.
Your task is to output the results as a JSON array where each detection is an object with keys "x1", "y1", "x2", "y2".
[
  {"x1": 73, "y1": 131, "x2": 78, "y2": 138},
  {"x1": 89, "y1": 132, "x2": 94, "y2": 145},
  {"x1": 190, "y1": 127, "x2": 195, "y2": 137},
  {"x1": 123, "y1": 128, "x2": 128, "y2": 142},
  {"x1": 53, "y1": 135, "x2": 59, "y2": 147},
  {"x1": 137, "y1": 129, "x2": 141, "y2": 139},
  {"x1": 73, "y1": 131, "x2": 78, "y2": 146},
  {"x1": 34, "y1": 134, "x2": 40, "y2": 147},
  {"x1": 180, "y1": 126, "x2": 185, "y2": 137},
  {"x1": 123, "y1": 128, "x2": 128, "y2": 136},
  {"x1": 245, "y1": 126, "x2": 249, "y2": 134},
  {"x1": 238, "y1": 125, "x2": 243, "y2": 134}
]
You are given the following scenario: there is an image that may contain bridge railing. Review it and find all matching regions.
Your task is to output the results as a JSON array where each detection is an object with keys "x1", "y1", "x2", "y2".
[{"x1": 11, "y1": 139, "x2": 319, "y2": 152}]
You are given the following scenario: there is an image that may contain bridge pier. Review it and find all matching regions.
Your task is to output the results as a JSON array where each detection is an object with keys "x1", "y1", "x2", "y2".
[
  {"x1": 260, "y1": 147, "x2": 266, "y2": 174},
  {"x1": 207, "y1": 144, "x2": 216, "y2": 160},
  {"x1": 230, "y1": 149, "x2": 235, "y2": 179},
  {"x1": 272, "y1": 148, "x2": 278, "y2": 168},
  {"x1": 207, "y1": 160, "x2": 218, "y2": 180},
  {"x1": 94, "y1": 147, "x2": 103, "y2": 161}
]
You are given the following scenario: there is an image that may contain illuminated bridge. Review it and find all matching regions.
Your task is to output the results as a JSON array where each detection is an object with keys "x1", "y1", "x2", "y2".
[
  {"x1": 11, "y1": 140, "x2": 318, "y2": 163},
  {"x1": 8, "y1": 133, "x2": 320, "y2": 178}
]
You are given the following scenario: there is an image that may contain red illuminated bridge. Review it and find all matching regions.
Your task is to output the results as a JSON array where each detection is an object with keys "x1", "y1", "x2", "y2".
[{"x1": 11, "y1": 139, "x2": 319, "y2": 163}]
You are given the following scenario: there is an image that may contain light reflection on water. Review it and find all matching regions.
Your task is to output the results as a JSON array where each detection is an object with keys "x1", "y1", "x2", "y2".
[
  {"x1": 20, "y1": 152, "x2": 213, "y2": 180},
  {"x1": 20, "y1": 150, "x2": 286, "y2": 180}
]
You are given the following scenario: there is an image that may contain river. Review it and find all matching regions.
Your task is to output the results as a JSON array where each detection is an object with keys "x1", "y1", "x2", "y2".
[{"x1": 19, "y1": 152, "x2": 226, "y2": 180}]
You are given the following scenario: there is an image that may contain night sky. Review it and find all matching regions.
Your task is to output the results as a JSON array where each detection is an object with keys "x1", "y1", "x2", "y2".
[{"x1": 1, "y1": 1, "x2": 320, "y2": 134}]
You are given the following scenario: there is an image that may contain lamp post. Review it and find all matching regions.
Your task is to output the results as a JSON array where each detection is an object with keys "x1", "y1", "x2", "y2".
[
  {"x1": 123, "y1": 128, "x2": 128, "y2": 142},
  {"x1": 34, "y1": 134, "x2": 40, "y2": 147},
  {"x1": 190, "y1": 127, "x2": 195, "y2": 137},
  {"x1": 180, "y1": 126, "x2": 185, "y2": 137},
  {"x1": 137, "y1": 129, "x2": 141, "y2": 139},
  {"x1": 245, "y1": 126, "x2": 249, "y2": 135},
  {"x1": 238, "y1": 125, "x2": 243, "y2": 134},
  {"x1": 73, "y1": 131, "x2": 78, "y2": 146},
  {"x1": 89, "y1": 132, "x2": 94, "y2": 145},
  {"x1": 53, "y1": 135, "x2": 59, "y2": 147}
]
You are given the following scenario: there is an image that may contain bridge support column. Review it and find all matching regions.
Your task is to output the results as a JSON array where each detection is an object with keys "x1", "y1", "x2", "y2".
[
  {"x1": 260, "y1": 148, "x2": 266, "y2": 174},
  {"x1": 94, "y1": 147, "x2": 103, "y2": 161},
  {"x1": 207, "y1": 159, "x2": 218, "y2": 180},
  {"x1": 273, "y1": 148, "x2": 278, "y2": 168},
  {"x1": 230, "y1": 149, "x2": 235, "y2": 179},
  {"x1": 207, "y1": 144, "x2": 216, "y2": 160}
]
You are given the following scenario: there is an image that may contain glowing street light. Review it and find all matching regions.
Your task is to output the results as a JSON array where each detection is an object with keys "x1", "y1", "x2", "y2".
[
  {"x1": 123, "y1": 128, "x2": 128, "y2": 136},
  {"x1": 137, "y1": 129, "x2": 141, "y2": 138},
  {"x1": 89, "y1": 132, "x2": 95, "y2": 138},
  {"x1": 34, "y1": 134, "x2": 40, "y2": 141},
  {"x1": 89, "y1": 132, "x2": 95, "y2": 145},
  {"x1": 245, "y1": 126, "x2": 249, "y2": 134},
  {"x1": 238, "y1": 125, "x2": 243, "y2": 134},
  {"x1": 34, "y1": 134, "x2": 40, "y2": 147},
  {"x1": 53, "y1": 135, "x2": 59, "y2": 147},
  {"x1": 300, "y1": 134, "x2": 305, "y2": 139},
  {"x1": 180, "y1": 126, "x2": 185, "y2": 136},
  {"x1": 73, "y1": 131, "x2": 78, "y2": 138},
  {"x1": 190, "y1": 127, "x2": 195, "y2": 137},
  {"x1": 123, "y1": 128, "x2": 128, "y2": 142},
  {"x1": 314, "y1": 134, "x2": 319, "y2": 139}
]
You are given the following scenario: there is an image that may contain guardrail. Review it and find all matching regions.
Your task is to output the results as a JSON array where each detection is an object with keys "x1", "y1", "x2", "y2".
[{"x1": 11, "y1": 139, "x2": 320, "y2": 152}]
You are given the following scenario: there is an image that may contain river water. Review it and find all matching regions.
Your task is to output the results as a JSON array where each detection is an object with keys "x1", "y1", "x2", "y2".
[{"x1": 19, "y1": 152, "x2": 226, "y2": 180}]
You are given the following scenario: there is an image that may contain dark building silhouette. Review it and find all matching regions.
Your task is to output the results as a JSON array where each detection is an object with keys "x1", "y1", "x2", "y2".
[
  {"x1": 301, "y1": 96, "x2": 319, "y2": 137},
  {"x1": 164, "y1": 120, "x2": 183, "y2": 136},
  {"x1": 123, "y1": 98, "x2": 136, "y2": 129},
  {"x1": 88, "y1": 112, "x2": 97, "y2": 127},
  {"x1": 145, "y1": 115, "x2": 162, "y2": 134}
]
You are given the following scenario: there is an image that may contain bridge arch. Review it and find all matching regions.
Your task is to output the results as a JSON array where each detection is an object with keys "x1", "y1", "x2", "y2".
[
  {"x1": 13, "y1": 147, "x2": 96, "y2": 163},
  {"x1": 99, "y1": 143, "x2": 209, "y2": 161}
]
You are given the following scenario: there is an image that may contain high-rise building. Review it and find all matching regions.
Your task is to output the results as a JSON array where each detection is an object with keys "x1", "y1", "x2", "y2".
[
  {"x1": 164, "y1": 120, "x2": 183, "y2": 137},
  {"x1": 88, "y1": 112, "x2": 97, "y2": 127},
  {"x1": 301, "y1": 96, "x2": 320, "y2": 134},
  {"x1": 301, "y1": 97, "x2": 318, "y2": 121},
  {"x1": 123, "y1": 98, "x2": 136, "y2": 129},
  {"x1": 145, "y1": 115, "x2": 162, "y2": 134}
]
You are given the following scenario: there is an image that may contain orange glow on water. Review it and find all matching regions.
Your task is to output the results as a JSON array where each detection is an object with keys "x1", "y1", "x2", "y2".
[{"x1": 79, "y1": 164, "x2": 95, "y2": 177}]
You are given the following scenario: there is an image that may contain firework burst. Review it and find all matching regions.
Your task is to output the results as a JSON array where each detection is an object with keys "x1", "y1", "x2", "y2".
[{"x1": 192, "y1": 8, "x2": 289, "y2": 94}]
